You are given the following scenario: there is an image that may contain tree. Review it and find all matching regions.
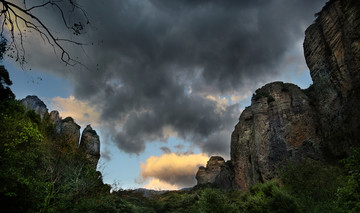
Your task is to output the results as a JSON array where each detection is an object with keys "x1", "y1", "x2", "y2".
[
  {"x1": 0, "y1": 98, "x2": 45, "y2": 212},
  {"x1": 0, "y1": 65, "x2": 15, "y2": 100},
  {"x1": 0, "y1": 0, "x2": 89, "y2": 66},
  {"x1": 0, "y1": 70, "x2": 108, "y2": 212}
]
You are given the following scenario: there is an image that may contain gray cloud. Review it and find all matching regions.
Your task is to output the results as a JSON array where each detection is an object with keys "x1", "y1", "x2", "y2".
[
  {"x1": 17, "y1": 0, "x2": 326, "y2": 155},
  {"x1": 100, "y1": 149, "x2": 112, "y2": 162},
  {"x1": 160, "y1": 146, "x2": 171, "y2": 154}
]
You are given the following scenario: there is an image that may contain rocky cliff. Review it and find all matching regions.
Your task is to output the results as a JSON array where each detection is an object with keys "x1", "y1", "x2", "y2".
[
  {"x1": 79, "y1": 125, "x2": 101, "y2": 165},
  {"x1": 304, "y1": 0, "x2": 360, "y2": 158},
  {"x1": 196, "y1": 156, "x2": 234, "y2": 189},
  {"x1": 21, "y1": 95, "x2": 101, "y2": 168},
  {"x1": 196, "y1": 0, "x2": 360, "y2": 190},
  {"x1": 231, "y1": 83, "x2": 323, "y2": 190},
  {"x1": 21, "y1": 95, "x2": 48, "y2": 119}
]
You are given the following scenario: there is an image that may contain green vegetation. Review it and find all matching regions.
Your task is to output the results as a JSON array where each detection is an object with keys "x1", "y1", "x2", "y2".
[
  {"x1": 1, "y1": 67, "x2": 359, "y2": 212},
  {"x1": 113, "y1": 181, "x2": 299, "y2": 213},
  {"x1": 0, "y1": 65, "x2": 15, "y2": 100},
  {"x1": 0, "y1": 67, "x2": 111, "y2": 212},
  {"x1": 281, "y1": 159, "x2": 345, "y2": 212},
  {"x1": 253, "y1": 88, "x2": 275, "y2": 103},
  {"x1": 336, "y1": 148, "x2": 360, "y2": 212}
]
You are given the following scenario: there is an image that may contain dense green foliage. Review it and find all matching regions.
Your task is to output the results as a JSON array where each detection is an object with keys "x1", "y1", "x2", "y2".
[
  {"x1": 281, "y1": 159, "x2": 345, "y2": 212},
  {"x1": 0, "y1": 65, "x2": 15, "y2": 100},
  {"x1": 0, "y1": 99, "x2": 45, "y2": 212},
  {"x1": 112, "y1": 181, "x2": 299, "y2": 213},
  {"x1": 0, "y1": 68, "x2": 111, "y2": 212},
  {"x1": 336, "y1": 149, "x2": 360, "y2": 212},
  {"x1": 0, "y1": 97, "x2": 109, "y2": 212}
]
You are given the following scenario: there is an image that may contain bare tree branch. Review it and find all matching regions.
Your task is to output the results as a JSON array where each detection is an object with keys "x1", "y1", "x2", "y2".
[{"x1": 0, "y1": 0, "x2": 90, "y2": 67}]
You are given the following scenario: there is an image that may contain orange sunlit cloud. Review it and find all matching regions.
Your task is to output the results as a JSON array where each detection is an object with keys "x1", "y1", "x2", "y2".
[
  {"x1": 143, "y1": 178, "x2": 179, "y2": 191},
  {"x1": 50, "y1": 95, "x2": 101, "y2": 127},
  {"x1": 140, "y1": 153, "x2": 209, "y2": 189}
]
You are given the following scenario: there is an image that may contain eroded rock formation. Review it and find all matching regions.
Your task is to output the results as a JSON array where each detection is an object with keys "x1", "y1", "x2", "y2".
[
  {"x1": 304, "y1": 0, "x2": 360, "y2": 157},
  {"x1": 196, "y1": 0, "x2": 360, "y2": 190},
  {"x1": 49, "y1": 110, "x2": 62, "y2": 133},
  {"x1": 59, "y1": 117, "x2": 81, "y2": 146},
  {"x1": 21, "y1": 96, "x2": 101, "y2": 167},
  {"x1": 21, "y1": 95, "x2": 48, "y2": 119},
  {"x1": 80, "y1": 125, "x2": 101, "y2": 166},
  {"x1": 231, "y1": 83, "x2": 322, "y2": 190},
  {"x1": 196, "y1": 156, "x2": 234, "y2": 189}
]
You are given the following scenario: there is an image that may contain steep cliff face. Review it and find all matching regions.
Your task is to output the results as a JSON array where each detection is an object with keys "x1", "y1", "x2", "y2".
[
  {"x1": 21, "y1": 96, "x2": 101, "y2": 167},
  {"x1": 231, "y1": 83, "x2": 322, "y2": 190},
  {"x1": 304, "y1": 0, "x2": 360, "y2": 157},
  {"x1": 196, "y1": 0, "x2": 360, "y2": 190}
]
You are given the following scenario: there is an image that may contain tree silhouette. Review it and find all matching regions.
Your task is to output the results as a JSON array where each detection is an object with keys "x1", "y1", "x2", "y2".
[
  {"x1": 0, "y1": 65, "x2": 15, "y2": 100},
  {"x1": 0, "y1": 0, "x2": 89, "y2": 66}
]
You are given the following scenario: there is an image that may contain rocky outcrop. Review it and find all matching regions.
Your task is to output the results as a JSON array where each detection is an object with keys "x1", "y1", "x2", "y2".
[
  {"x1": 21, "y1": 95, "x2": 101, "y2": 168},
  {"x1": 213, "y1": 160, "x2": 235, "y2": 190},
  {"x1": 196, "y1": 0, "x2": 360, "y2": 190},
  {"x1": 21, "y1": 95, "x2": 48, "y2": 119},
  {"x1": 196, "y1": 157, "x2": 223, "y2": 185},
  {"x1": 231, "y1": 82, "x2": 322, "y2": 190},
  {"x1": 59, "y1": 117, "x2": 81, "y2": 147},
  {"x1": 80, "y1": 125, "x2": 101, "y2": 166},
  {"x1": 196, "y1": 156, "x2": 234, "y2": 189},
  {"x1": 49, "y1": 110, "x2": 62, "y2": 133}
]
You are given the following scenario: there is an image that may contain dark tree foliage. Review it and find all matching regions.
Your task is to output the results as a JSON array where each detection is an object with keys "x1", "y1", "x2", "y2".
[
  {"x1": 0, "y1": 0, "x2": 89, "y2": 66},
  {"x1": 0, "y1": 71, "x2": 111, "y2": 212},
  {"x1": 336, "y1": 148, "x2": 360, "y2": 212},
  {"x1": 0, "y1": 65, "x2": 15, "y2": 100}
]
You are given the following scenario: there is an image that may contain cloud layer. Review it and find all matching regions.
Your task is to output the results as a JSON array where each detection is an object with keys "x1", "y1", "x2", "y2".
[
  {"x1": 13, "y1": 0, "x2": 326, "y2": 155},
  {"x1": 50, "y1": 95, "x2": 100, "y2": 127},
  {"x1": 140, "y1": 153, "x2": 209, "y2": 188},
  {"x1": 144, "y1": 178, "x2": 179, "y2": 191}
]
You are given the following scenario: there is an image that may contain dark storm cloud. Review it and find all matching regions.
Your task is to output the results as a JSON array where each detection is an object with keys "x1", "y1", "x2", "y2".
[{"x1": 27, "y1": 0, "x2": 326, "y2": 154}]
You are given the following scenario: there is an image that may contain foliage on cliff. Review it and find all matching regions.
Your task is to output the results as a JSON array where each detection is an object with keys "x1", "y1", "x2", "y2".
[{"x1": 0, "y1": 68, "x2": 110, "y2": 211}]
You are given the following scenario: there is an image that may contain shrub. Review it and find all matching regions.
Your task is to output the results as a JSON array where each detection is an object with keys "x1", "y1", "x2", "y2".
[
  {"x1": 191, "y1": 188, "x2": 235, "y2": 213},
  {"x1": 281, "y1": 159, "x2": 345, "y2": 212},
  {"x1": 252, "y1": 89, "x2": 275, "y2": 103},
  {"x1": 0, "y1": 100, "x2": 45, "y2": 212},
  {"x1": 336, "y1": 148, "x2": 360, "y2": 212},
  {"x1": 237, "y1": 181, "x2": 299, "y2": 213}
]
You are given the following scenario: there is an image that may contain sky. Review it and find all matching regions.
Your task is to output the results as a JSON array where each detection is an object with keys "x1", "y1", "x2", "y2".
[{"x1": 2, "y1": 0, "x2": 326, "y2": 190}]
